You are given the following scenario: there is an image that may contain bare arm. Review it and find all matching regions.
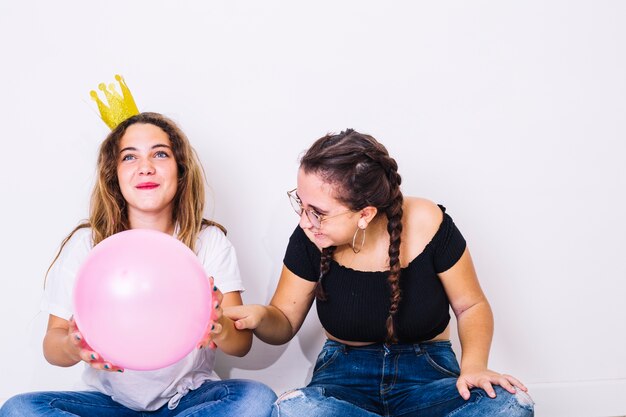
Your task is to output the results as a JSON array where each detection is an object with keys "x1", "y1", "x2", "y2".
[
  {"x1": 440, "y1": 248, "x2": 527, "y2": 399},
  {"x1": 43, "y1": 315, "x2": 81, "y2": 367},
  {"x1": 225, "y1": 265, "x2": 316, "y2": 345},
  {"x1": 440, "y1": 249, "x2": 493, "y2": 372}
]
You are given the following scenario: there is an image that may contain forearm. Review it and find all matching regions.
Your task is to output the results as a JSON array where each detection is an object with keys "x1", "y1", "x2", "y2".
[
  {"x1": 456, "y1": 300, "x2": 494, "y2": 372},
  {"x1": 43, "y1": 328, "x2": 81, "y2": 367},
  {"x1": 212, "y1": 315, "x2": 252, "y2": 357},
  {"x1": 253, "y1": 304, "x2": 296, "y2": 345}
]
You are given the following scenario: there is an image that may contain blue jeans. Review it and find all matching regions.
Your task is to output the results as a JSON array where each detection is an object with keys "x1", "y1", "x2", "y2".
[
  {"x1": 0, "y1": 379, "x2": 276, "y2": 417},
  {"x1": 272, "y1": 340, "x2": 534, "y2": 417}
]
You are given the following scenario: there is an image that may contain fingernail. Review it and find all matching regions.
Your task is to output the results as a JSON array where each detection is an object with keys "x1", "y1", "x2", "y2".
[
  {"x1": 90, "y1": 354, "x2": 96, "y2": 360},
  {"x1": 211, "y1": 324, "x2": 215, "y2": 331},
  {"x1": 213, "y1": 285, "x2": 218, "y2": 291},
  {"x1": 215, "y1": 303, "x2": 219, "y2": 309},
  {"x1": 75, "y1": 334, "x2": 81, "y2": 340},
  {"x1": 104, "y1": 364, "x2": 110, "y2": 369},
  {"x1": 117, "y1": 369, "x2": 124, "y2": 373}
]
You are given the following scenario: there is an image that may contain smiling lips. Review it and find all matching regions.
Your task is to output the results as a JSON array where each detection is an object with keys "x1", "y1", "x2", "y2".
[{"x1": 136, "y1": 182, "x2": 159, "y2": 190}]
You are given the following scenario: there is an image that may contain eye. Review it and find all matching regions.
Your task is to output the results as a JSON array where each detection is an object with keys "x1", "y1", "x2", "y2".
[
  {"x1": 154, "y1": 150, "x2": 169, "y2": 158},
  {"x1": 121, "y1": 154, "x2": 135, "y2": 162}
]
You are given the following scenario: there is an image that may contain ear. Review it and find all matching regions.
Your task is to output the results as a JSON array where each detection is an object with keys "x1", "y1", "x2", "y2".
[{"x1": 359, "y1": 206, "x2": 378, "y2": 228}]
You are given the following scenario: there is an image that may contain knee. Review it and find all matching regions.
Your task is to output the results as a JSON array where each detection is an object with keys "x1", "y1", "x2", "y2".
[
  {"x1": 484, "y1": 386, "x2": 535, "y2": 416},
  {"x1": 272, "y1": 389, "x2": 304, "y2": 417},
  {"x1": 509, "y1": 389, "x2": 535, "y2": 416},
  {"x1": 232, "y1": 380, "x2": 277, "y2": 413},
  {"x1": 276, "y1": 389, "x2": 306, "y2": 404},
  {"x1": 246, "y1": 381, "x2": 278, "y2": 405},
  {"x1": 0, "y1": 394, "x2": 31, "y2": 416},
  {"x1": 272, "y1": 389, "x2": 316, "y2": 417}
]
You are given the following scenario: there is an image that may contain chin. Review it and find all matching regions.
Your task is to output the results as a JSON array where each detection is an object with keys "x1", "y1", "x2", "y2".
[{"x1": 313, "y1": 233, "x2": 337, "y2": 248}]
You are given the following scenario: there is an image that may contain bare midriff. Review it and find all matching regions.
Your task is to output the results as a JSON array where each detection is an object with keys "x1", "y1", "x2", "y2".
[{"x1": 326, "y1": 324, "x2": 451, "y2": 347}]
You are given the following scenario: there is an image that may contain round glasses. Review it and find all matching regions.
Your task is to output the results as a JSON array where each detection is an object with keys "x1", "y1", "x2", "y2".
[{"x1": 287, "y1": 188, "x2": 352, "y2": 229}]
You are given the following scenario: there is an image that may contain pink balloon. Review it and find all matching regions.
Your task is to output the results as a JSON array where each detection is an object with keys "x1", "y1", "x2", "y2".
[{"x1": 73, "y1": 229, "x2": 212, "y2": 371}]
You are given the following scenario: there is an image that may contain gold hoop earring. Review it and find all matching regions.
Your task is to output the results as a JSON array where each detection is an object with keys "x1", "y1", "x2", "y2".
[{"x1": 352, "y1": 226, "x2": 366, "y2": 254}]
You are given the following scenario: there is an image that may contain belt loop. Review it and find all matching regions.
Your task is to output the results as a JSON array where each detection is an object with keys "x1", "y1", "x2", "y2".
[{"x1": 412, "y1": 343, "x2": 422, "y2": 355}]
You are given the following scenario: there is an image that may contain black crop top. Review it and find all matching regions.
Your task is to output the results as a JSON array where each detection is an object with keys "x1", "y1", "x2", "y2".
[{"x1": 283, "y1": 205, "x2": 467, "y2": 343}]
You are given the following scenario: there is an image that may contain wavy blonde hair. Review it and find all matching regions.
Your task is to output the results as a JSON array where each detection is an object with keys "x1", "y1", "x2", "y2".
[{"x1": 47, "y1": 113, "x2": 223, "y2": 282}]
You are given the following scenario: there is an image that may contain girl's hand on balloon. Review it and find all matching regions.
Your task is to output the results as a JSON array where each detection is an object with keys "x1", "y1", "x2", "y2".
[
  {"x1": 68, "y1": 317, "x2": 124, "y2": 373},
  {"x1": 197, "y1": 277, "x2": 224, "y2": 350}
]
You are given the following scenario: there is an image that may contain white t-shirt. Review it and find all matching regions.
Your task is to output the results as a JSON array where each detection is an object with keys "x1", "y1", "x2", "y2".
[{"x1": 41, "y1": 225, "x2": 244, "y2": 411}]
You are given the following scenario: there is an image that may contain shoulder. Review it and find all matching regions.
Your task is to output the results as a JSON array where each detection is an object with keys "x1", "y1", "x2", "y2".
[
  {"x1": 196, "y1": 224, "x2": 233, "y2": 253},
  {"x1": 399, "y1": 197, "x2": 444, "y2": 263},
  {"x1": 199, "y1": 223, "x2": 228, "y2": 240},
  {"x1": 288, "y1": 225, "x2": 320, "y2": 252},
  {"x1": 45, "y1": 227, "x2": 93, "y2": 293},
  {"x1": 59, "y1": 227, "x2": 94, "y2": 258},
  {"x1": 402, "y1": 197, "x2": 444, "y2": 237},
  {"x1": 283, "y1": 225, "x2": 321, "y2": 282}
]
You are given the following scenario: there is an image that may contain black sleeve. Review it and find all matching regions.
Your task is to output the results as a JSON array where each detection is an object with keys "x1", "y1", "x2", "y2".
[
  {"x1": 283, "y1": 226, "x2": 321, "y2": 282},
  {"x1": 432, "y1": 205, "x2": 467, "y2": 273}
]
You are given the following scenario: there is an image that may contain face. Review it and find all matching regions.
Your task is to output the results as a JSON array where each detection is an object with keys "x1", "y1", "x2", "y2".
[
  {"x1": 116, "y1": 123, "x2": 178, "y2": 223},
  {"x1": 295, "y1": 168, "x2": 359, "y2": 248}
]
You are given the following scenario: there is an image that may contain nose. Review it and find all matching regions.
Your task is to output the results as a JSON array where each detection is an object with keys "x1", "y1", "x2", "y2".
[
  {"x1": 299, "y1": 210, "x2": 314, "y2": 230},
  {"x1": 138, "y1": 158, "x2": 155, "y2": 175}
]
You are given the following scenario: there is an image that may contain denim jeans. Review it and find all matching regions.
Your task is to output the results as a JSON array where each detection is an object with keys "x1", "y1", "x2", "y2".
[
  {"x1": 0, "y1": 379, "x2": 276, "y2": 417},
  {"x1": 272, "y1": 340, "x2": 534, "y2": 417}
]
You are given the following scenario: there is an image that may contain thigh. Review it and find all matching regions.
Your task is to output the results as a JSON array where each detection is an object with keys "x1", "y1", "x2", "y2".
[
  {"x1": 0, "y1": 390, "x2": 138, "y2": 417},
  {"x1": 272, "y1": 387, "x2": 381, "y2": 417},
  {"x1": 394, "y1": 382, "x2": 534, "y2": 417},
  {"x1": 169, "y1": 379, "x2": 276, "y2": 417},
  {"x1": 439, "y1": 386, "x2": 535, "y2": 417},
  {"x1": 393, "y1": 342, "x2": 534, "y2": 416},
  {"x1": 307, "y1": 341, "x2": 383, "y2": 413}
]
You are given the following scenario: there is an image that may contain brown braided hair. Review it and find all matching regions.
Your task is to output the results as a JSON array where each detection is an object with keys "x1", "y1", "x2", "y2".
[{"x1": 300, "y1": 129, "x2": 404, "y2": 343}]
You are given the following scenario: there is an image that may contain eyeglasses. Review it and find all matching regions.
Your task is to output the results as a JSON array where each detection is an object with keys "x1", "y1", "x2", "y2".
[{"x1": 287, "y1": 188, "x2": 352, "y2": 229}]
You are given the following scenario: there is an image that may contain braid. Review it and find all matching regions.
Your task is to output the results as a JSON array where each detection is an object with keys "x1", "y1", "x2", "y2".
[
  {"x1": 315, "y1": 246, "x2": 336, "y2": 300},
  {"x1": 384, "y1": 165, "x2": 403, "y2": 343}
]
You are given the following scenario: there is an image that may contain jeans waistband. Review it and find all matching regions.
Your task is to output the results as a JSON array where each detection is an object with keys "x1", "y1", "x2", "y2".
[{"x1": 323, "y1": 339, "x2": 452, "y2": 354}]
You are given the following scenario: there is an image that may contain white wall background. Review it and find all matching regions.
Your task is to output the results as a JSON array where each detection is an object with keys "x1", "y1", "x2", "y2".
[{"x1": 0, "y1": 1, "x2": 624, "y2": 416}]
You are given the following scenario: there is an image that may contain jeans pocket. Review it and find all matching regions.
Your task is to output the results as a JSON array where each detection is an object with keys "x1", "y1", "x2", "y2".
[
  {"x1": 313, "y1": 345, "x2": 342, "y2": 373},
  {"x1": 422, "y1": 345, "x2": 461, "y2": 378}
]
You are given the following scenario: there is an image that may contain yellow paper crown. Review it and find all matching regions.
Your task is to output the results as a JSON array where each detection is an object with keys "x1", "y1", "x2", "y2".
[{"x1": 90, "y1": 74, "x2": 139, "y2": 129}]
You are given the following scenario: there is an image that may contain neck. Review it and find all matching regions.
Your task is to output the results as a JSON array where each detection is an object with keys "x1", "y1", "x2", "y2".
[
  {"x1": 128, "y1": 210, "x2": 176, "y2": 235},
  {"x1": 361, "y1": 214, "x2": 390, "y2": 252},
  {"x1": 335, "y1": 214, "x2": 392, "y2": 271}
]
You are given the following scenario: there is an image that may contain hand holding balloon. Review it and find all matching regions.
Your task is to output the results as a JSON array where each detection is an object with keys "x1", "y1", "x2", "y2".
[
  {"x1": 197, "y1": 277, "x2": 224, "y2": 350},
  {"x1": 68, "y1": 317, "x2": 123, "y2": 372}
]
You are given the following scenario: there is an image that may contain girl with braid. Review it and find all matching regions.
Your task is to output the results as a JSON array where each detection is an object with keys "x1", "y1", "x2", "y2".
[{"x1": 226, "y1": 129, "x2": 534, "y2": 417}]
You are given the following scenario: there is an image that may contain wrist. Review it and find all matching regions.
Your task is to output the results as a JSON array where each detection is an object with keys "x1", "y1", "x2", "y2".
[{"x1": 460, "y1": 361, "x2": 488, "y2": 374}]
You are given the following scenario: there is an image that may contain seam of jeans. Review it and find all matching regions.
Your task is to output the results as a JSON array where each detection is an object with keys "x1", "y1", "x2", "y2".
[
  {"x1": 314, "y1": 348, "x2": 342, "y2": 373},
  {"x1": 422, "y1": 350, "x2": 460, "y2": 378},
  {"x1": 445, "y1": 390, "x2": 486, "y2": 416},
  {"x1": 182, "y1": 384, "x2": 230, "y2": 417},
  {"x1": 380, "y1": 352, "x2": 401, "y2": 396}
]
